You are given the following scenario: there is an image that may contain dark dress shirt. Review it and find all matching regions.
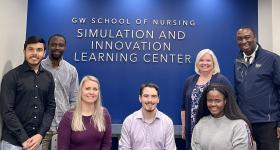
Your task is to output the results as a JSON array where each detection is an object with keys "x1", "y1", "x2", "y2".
[{"x1": 0, "y1": 61, "x2": 56, "y2": 146}]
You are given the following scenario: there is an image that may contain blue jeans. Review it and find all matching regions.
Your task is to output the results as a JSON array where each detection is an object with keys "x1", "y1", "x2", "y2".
[{"x1": 1, "y1": 140, "x2": 22, "y2": 150}]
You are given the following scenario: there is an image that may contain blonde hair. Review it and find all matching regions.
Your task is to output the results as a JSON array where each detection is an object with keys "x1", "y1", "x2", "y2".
[
  {"x1": 194, "y1": 49, "x2": 220, "y2": 75},
  {"x1": 71, "y1": 75, "x2": 106, "y2": 132}
]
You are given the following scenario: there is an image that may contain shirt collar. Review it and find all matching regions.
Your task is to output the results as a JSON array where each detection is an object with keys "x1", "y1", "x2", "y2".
[
  {"x1": 45, "y1": 56, "x2": 64, "y2": 67},
  {"x1": 243, "y1": 44, "x2": 258, "y2": 63},
  {"x1": 135, "y1": 108, "x2": 161, "y2": 121},
  {"x1": 22, "y1": 61, "x2": 44, "y2": 72}
]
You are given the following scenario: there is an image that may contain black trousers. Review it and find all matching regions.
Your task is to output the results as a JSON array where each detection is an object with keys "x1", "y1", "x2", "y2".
[{"x1": 251, "y1": 122, "x2": 279, "y2": 150}]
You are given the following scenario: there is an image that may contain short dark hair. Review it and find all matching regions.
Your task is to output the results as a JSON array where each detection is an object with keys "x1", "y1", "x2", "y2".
[
  {"x1": 238, "y1": 26, "x2": 256, "y2": 35},
  {"x1": 139, "y1": 83, "x2": 160, "y2": 96},
  {"x1": 24, "y1": 36, "x2": 46, "y2": 50},
  {"x1": 196, "y1": 83, "x2": 251, "y2": 131},
  {"x1": 48, "y1": 34, "x2": 66, "y2": 46}
]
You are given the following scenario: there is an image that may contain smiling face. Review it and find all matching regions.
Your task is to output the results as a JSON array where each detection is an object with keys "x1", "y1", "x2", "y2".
[
  {"x1": 48, "y1": 36, "x2": 66, "y2": 60},
  {"x1": 197, "y1": 53, "x2": 214, "y2": 74},
  {"x1": 236, "y1": 28, "x2": 257, "y2": 55},
  {"x1": 139, "y1": 87, "x2": 159, "y2": 113},
  {"x1": 24, "y1": 43, "x2": 45, "y2": 69},
  {"x1": 207, "y1": 90, "x2": 226, "y2": 118},
  {"x1": 81, "y1": 79, "x2": 99, "y2": 105}
]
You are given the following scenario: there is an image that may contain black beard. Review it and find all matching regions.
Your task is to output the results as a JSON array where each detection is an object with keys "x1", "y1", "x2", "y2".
[{"x1": 51, "y1": 52, "x2": 63, "y2": 60}]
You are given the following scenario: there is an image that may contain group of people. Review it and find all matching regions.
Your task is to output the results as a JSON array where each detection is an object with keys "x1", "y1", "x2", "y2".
[
  {"x1": 0, "y1": 34, "x2": 175, "y2": 150},
  {"x1": 0, "y1": 34, "x2": 112, "y2": 150},
  {"x1": 0, "y1": 26, "x2": 279, "y2": 150},
  {"x1": 181, "y1": 27, "x2": 280, "y2": 150}
]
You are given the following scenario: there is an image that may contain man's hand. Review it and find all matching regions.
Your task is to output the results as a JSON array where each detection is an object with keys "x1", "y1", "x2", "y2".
[
  {"x1": 277, "y1": 127, "x2": 280, "y2": 139},
  {"x1": 27, "y1": 134, "x2": 43, "y2": 150},
  {"x1": 22, "y1": 138, "x2": 31, "y2": 150}
]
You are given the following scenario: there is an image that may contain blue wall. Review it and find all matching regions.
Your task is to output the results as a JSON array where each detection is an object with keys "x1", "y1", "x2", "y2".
[{"x1": 27, "y1": 0, "x2": 258, "y2": 124}]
